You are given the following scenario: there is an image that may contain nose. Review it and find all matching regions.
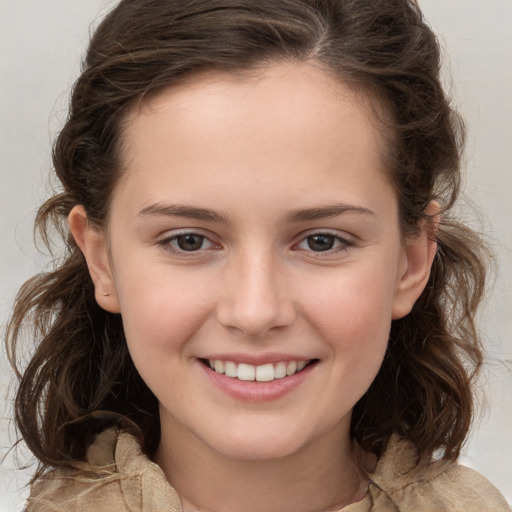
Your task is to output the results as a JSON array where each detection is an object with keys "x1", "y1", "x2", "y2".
[{"x1": 216, "y1": 250, "x2": 296, "y2": 338}]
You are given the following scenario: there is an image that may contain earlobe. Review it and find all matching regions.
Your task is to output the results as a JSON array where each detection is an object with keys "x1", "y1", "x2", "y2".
[
  {"x1": 392, "y1": 207, "x2": 440, "y2": 320},
  {"x1": 68, "y1": 205, "x2": 121, "y2": 313}
]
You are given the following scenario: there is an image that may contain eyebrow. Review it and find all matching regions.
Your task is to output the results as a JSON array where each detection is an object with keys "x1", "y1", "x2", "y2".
[
  {"x1": 138, "y1": 202, "x2": 375, "y2": 223},
  {"x1": 286, "y1": 204, "x2": 375, "y2": 223},
  {"x1": 138, "y1": 203, "x2": 229, "y2": 223}
]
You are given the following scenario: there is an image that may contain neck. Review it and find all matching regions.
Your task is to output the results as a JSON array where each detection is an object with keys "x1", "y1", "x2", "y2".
[{"x1": 154, "y1": 418, "x2": 371, "y2": 512}]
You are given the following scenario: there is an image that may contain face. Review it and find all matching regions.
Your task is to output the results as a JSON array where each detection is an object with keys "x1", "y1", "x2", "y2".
[{"x1": 72, "y1": 62, "x2": 434, "y2": 462}]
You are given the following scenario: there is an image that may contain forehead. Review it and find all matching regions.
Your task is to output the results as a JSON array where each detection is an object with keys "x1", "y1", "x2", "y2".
[
  {"x1": 111, "y1": 62, "x2": 394, "y2": 217},
  {"x1": 120, "y1": 62, "x2": 387, "y2": 167}
]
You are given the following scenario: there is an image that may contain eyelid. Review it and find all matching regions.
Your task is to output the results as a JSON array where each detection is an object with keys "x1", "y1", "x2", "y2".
[
  {"x1": 156, "y1": 228, "x2": 221, "y2": 255},
  {"x1": 293, "y1": 229, "x2": 355, "y2": 253},
  {"x1": 154, "y1": 228, "x2": 355, "y2": 256}
]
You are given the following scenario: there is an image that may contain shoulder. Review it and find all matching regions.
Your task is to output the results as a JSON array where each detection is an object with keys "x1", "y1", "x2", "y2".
[
  {"x1": 364, "y1": 433, "x2": 510, "y2": 512},
  {"x1": 25, "y1": 428, "x2": 182, "y2": 512}
]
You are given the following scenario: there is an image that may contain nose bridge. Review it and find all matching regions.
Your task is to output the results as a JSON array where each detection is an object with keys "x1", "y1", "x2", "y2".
[{"x1": 217, "y1": 244, "x2": 295, "y2": 337}]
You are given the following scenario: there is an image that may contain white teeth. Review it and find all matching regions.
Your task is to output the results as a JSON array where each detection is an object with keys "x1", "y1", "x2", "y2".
[
  {"x1": 274, "y1": 362, "x2": 287, "y2": 379},
  {"x1": 237, "y1": 363, "x2": 255, "y2": 381},
  {"x1": 286, "y1": 361, "x2": 297, "y2": 376},
  {"x1": 214, "y1": 360, "x2": 225, "y2": 374},
  {"x1": 207, "y1": 359, "x2": 310, "y2": 381},
  {"x1": 255, "y1": 363, "x2": 274, "y2": 382},
  {"x1": 224, "y1": 361, "x2": 237, "y2": 378}
]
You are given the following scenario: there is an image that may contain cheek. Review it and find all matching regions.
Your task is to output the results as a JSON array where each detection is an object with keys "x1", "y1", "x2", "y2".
[
  {"x1": 299, "y1": 260, "x2": 397, "y2": 356},
  {"x1": 114, "y1": 263, "x2": 216, "y2": 354},
  {"x1": 115, "y1": 268, "x2": 217, "y2": 404}
]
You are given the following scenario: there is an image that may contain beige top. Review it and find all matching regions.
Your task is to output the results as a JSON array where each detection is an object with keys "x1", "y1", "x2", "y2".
[{"x1": 26, "y1": 428, "x2": 510, "y2": 512}]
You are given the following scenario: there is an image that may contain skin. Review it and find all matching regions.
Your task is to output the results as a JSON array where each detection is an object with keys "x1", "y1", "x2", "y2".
[{"x1": 69, "y1": 62, "x2": 438, "y2": 512}]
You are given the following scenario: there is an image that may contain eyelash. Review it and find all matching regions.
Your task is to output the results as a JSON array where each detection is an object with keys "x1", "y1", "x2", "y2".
[
  {"x1": 157, "y1": 231, "x2": 218, "y2": 255},
  {"x1": 294, "y1": 231, "x2": 354, "y2": 254},
  {"x1": 156, "y1": 230, "x2": 354, "y2": 256}
]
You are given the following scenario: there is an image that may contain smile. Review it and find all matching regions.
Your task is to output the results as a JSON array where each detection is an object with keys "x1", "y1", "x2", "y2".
[{"x1": 207, "y1": 359, "x2": 310, "y2": 382}]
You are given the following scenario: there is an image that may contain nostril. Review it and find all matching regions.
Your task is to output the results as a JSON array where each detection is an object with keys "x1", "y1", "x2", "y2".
[{"x1": 216, "y1": 296, "x2": 297, "y2": 338}]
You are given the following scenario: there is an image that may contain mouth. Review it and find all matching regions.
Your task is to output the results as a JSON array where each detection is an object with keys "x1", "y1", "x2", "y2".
[{"x1": 200, "y1": 358, "x2": 317, "y2": 382}]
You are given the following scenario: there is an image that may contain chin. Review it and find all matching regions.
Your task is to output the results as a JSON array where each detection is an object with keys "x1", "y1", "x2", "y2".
[
  {"x1": 206, "y1": 425, "x2": 309, "y2": 462},
  {"x1": 215, "y1": 440, "x2": 301, "y2": 462}
]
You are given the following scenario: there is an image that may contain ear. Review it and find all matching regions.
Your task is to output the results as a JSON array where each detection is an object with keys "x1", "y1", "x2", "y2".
[
  {"x1": 68, "y1": 205, "x2": 121, "y2": 313},
  {"x1": 392, "y1": 204, "x2": 440, "y2": 320}
]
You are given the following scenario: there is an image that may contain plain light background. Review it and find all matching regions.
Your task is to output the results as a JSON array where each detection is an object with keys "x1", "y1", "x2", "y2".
[{"x1": 1, "y1": 1, "x2": 511, "y2": 510}]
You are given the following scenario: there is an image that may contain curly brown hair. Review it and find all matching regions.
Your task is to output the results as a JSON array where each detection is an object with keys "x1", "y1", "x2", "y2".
[{"x1": 6, "y1": 0, "x2": 488, "y2": 480}]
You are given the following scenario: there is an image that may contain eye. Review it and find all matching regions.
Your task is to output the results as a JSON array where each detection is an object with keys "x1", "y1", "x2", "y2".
[
  {"x1": 174, "y1": 234, "x2": 207, "y2": 251},
  {"x1": 158, "y1": 231, "x2": 219, "y2": 254},
  {"x1": 296, "y1": 232, "x2": 353, "y2": 253},
  {"x1": 305, "y1": 234, "x2": 336, "y2": 252}
]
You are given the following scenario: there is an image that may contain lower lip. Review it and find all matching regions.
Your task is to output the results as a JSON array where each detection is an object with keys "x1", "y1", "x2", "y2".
[{"x1": 198, "y1": 361, "x2": 317, "y2": 402}]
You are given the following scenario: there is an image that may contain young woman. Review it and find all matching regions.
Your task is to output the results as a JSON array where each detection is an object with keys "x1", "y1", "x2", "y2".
[{"x1": 6, "y1": 0, "x2": 510, "y2": 510}]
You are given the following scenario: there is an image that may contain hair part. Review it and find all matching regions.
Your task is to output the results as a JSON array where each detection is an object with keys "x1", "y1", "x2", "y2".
[{"x1": 6, "y1": 0, "x2": 487, "y2": 480}]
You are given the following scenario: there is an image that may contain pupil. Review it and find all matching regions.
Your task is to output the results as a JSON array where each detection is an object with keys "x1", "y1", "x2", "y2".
[
  {"x1": 307, "y1": 234, "x2": 334, "y2": 252},
  {"x1": 177, "y1": 234, "x2": 203, "y2": 251}
]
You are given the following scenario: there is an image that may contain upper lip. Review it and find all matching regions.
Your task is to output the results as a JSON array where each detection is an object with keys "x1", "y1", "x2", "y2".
[{"x1": 199, "y1": 353, "x2": 314, "y2": 365}]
